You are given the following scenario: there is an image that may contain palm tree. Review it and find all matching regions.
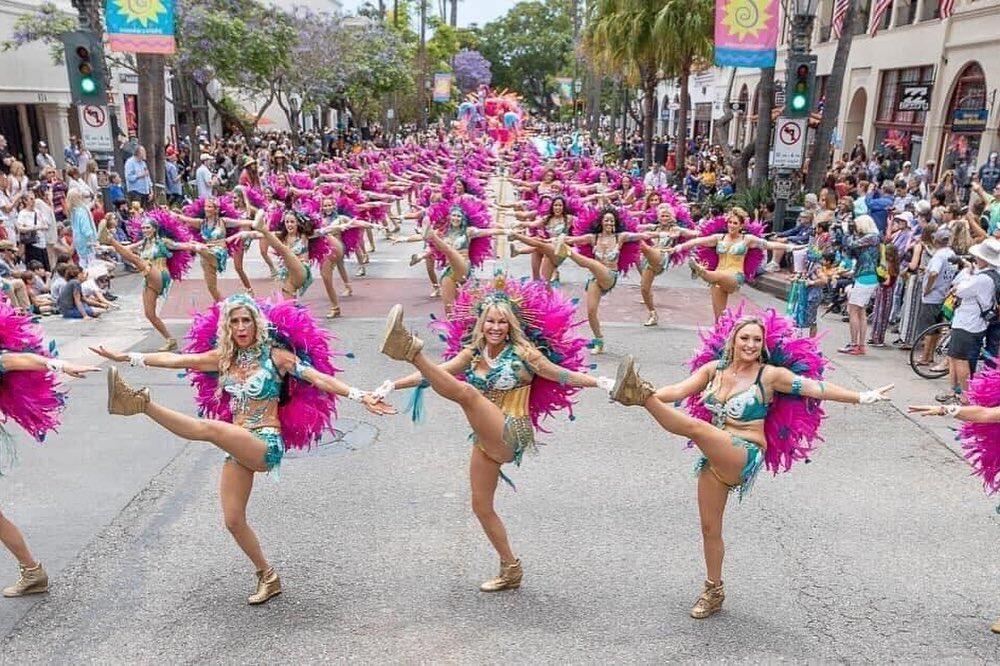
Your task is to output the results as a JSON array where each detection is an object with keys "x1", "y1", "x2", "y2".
[
  {"x1": 584, "y1": 0, "x2": 667, "y2": 169},
  {"x1": 655, "y1": 0, "x2": 714, "y2": 176}
]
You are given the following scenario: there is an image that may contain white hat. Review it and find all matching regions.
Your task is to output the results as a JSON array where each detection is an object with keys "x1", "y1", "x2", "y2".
[
  {"x1": 969, "y1": 239, "x2": 1000, "y2": 268},
  {"x1": 200, "y1": 153, "x2": 214, "y2": 161}
]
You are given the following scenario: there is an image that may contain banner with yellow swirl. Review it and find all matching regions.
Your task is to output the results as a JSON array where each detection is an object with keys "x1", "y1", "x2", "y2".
[{"x1": 714, "y1": 0, "x2": 778, "y2": 68}]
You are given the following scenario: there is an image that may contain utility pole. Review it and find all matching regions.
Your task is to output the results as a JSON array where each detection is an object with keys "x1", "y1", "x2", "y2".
[{"x1": 419, "y1": 0, "x2": 428, "y2": 130}]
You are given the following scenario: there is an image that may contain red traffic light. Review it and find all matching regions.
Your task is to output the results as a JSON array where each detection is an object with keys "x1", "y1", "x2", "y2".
[
  {"x1": 796, "y1": 64, "x2": 809, "y2": 78},
  {"x1": 75, "y1": 45, "x2": 91, "y2": 60}
]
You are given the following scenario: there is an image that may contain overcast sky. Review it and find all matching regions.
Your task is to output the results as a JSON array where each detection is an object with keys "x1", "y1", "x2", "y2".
[{"x1": 336, "y1": 0, "x2": 518, "y2": 27}]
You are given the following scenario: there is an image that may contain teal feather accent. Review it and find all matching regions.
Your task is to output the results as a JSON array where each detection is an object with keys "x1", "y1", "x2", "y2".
[
  {"x1": 345, "y1": 352, "x2": 355, "y2": 359},
  {"x1": 404, "y1": 379, "x2": 430, "y2": 424}
]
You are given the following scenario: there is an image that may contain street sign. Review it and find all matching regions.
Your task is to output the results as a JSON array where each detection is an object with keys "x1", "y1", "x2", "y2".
[
  {"x1": 772, "y1": 117, "x2": 807, "y2": 170},
  {"x1": 78, "y1": 104, "x2": 113, "y2": 152},
  {"x1": 774, "y1": 176, "x2": 794, "y2": 199}
]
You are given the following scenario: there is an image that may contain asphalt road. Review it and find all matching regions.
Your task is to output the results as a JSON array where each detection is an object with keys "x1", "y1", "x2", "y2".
[{"x1": 0, "y1": 193, "x2": 998, "y2": 663}]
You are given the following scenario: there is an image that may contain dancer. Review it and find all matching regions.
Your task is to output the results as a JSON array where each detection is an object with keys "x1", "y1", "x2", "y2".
[
  {"x1": 508, "y1": 196, "x2": 576, "y2": 281},
  {"x1": 316, "y1": 195, "x2": 366, "y2": 317},
  {"x1": 608, "y1": 309, "x2": 892, "y2": 618},
  {"x1": 909, "y1": 364, "x2": 1000, "y2": 634},
  {"x1": 100, "y1": 212, "x2": 199, "y2": 351},
  {"x1": 636, "y1": 203, "x2": 699, "y2": 326},
  {"x1": 0, "y1": 301, "x2": 98, "y2": 597},
  {"x1": 256, "y1": 210, "x2": 315, "y2": 299},
  {"x1": 232, "y1": 185, "x2": 277, "y2": 279},
  {"x1": 92, "y1": 294, "x2": 392, "y2": 604},
  {"x1": 374, "y1": 279, "x2": 609, "y2": 591},
  {"x1": 669, "y1": 208, "x2": 800, "y2": 322},
  {"x1": 512, "y1": 207, "x2": 642, "y2": 353},
  {"x1": 175, "y1": 198, "x2": 258, "y2": 302}
]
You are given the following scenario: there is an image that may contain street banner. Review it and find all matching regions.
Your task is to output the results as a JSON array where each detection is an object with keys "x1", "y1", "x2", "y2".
[
  {"x1": 105, "y1": 0, "x2": 176, "y2": 54},
  {"x1": 713, "y1": 0, "x2": 778, "y2": 68},
  {"x1": 432, "y1": 73, "x2": 453, "y2": 103}
]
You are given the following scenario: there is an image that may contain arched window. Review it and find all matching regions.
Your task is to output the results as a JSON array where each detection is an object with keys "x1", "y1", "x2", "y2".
[{"x1": 939, "y1": 62, "x2": 987, "y2": 179}]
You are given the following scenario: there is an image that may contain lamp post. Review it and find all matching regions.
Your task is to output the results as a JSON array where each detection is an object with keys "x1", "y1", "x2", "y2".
[{"x1": 773, "y1": 0, "x2": 819, "y2": 232}]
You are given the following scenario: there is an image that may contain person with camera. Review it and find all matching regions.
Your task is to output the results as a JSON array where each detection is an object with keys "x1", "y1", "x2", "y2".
[{"x1": 936, "y1": 240, "x2": 1000, "y2": 404}]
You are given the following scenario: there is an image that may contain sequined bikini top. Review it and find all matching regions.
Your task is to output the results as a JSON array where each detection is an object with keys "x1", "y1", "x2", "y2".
[
  {"x1": 221, "y1": 345, "x2": 283, "y2": 428},
  {"x1": 465, "y1": 345, "x2": 534, "y2": 393},
  {"x1": 718, "y1": 236, "x2": 749, "y2": 256},
  {"x1": 201, "y1": 219, "x2": 227, "y2": 242},
  {"x1": 139, "y1": 238, "x2": 171, "y2": 261},
  {"x1": 594, "y1": 240, "x2": 620, "y2": 264},
  {"x1": 701, "y1": 366, "x2": 769, "y2": 429},
  {"x1": 447, "y1": 227, "x2": 469, "y2": 251}
]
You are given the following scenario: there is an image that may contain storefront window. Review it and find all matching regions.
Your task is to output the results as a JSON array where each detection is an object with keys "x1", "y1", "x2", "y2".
[
  {"x1": 939, "y1": 62, "x2": 987, "y2": 194},
  {"x1": 874, "y1": 65, "x2": 933, "y2": 165}
]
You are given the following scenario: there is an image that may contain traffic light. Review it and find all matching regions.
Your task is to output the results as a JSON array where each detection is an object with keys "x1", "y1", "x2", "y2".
[
  {"x1": 61, "y1": 30, "x2": 106, "y2": 105},
  {"x1": 786, "y1": 53, "x2": 817, "y2": 119}
]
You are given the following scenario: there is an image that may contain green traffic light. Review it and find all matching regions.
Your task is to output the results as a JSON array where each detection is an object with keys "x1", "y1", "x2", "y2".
[
  {"x1": 790, "y1": 94, "x2": 807, "y2": 111},
  {"x1": 80, "y1": 77, "x2": 96, "y2": 94}
]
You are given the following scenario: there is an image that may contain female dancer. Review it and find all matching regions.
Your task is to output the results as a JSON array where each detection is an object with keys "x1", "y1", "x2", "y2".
[
  {"x1": 232, "y1": 185, "x2": 277, "y2": 279},
  {"x1": 255, "y1": 210, "x2": 315, "y2": 299},
  {"x1": 636, "y1": 203, "x2": 699, "y2": 326},
  {"x1": 607, "y1": 310, "x2": 892, "y2": 618},
  {"x1": 374, "y1": 280, "x2": 609, "y2": 591},
  {"x1": 1, "y1": 301, "x2": 98, "y2": 597},
  {"x1": 174, "y1": 198, "x2": 257, "y2": 302},
  {"x1": 316, "y1": 195, "x2": 364, "y2": 317},
  {"x1": 512, "y1": 207, "x2": 643, "y2": 353},
  {"x1": 508, "y1": 196, "x2": 576, "y2": 281},
  {"x1": 395, "y1": 201, "x2": 505, "y2": 315},
  {"x1": 100, "y1": 213, "x2": 199, "y2": 351},
  {"x1": 669, "y1": 207, "x2": 800, "y2": 322},
  {"x1": 93, "y1": 294, "x2": 392, "y2": 604}
]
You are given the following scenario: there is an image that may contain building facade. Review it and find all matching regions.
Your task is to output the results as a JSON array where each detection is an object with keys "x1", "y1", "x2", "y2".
[{"x1": 656, "y1": 0, "x2": 1000, "y2": 177}]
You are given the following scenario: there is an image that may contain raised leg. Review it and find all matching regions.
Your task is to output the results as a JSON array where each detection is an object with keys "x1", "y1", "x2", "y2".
[
  {"x1": 426, "y1": 232, "x2": 470, "y2": 283},
  {"x1": 0, "y1": 510, "x2": 37, "y2": 567},
  {"x1": 257, "y1": 228, "x2": 307, "y2": 294},
  {"x1": 565, "y1": 250, "x2": 615, "y2": 291},
  {"x1": 220, "y1": 461, "x2": 269, "y2": 571},
  {"x1": 143, "y1": 401, "x2": 270, "y2": 472}
]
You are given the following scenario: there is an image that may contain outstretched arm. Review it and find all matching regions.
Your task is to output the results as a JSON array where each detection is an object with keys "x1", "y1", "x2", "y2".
[
  {"x1": 376, "y1": 349, "x2": 474, "y2": 395},
  {"x1": 272, "y1": 349, "x2": 394, "y2": 415},
  {"x1": 652, "y1": 361, "x2": 715, "y2": 402},
  {"x1": 524, "y1": 349, "x2": 600, "y2": 388},
  {"x1": 671, "y1": 234, "x2": 721, "y2": 253},
  {"x1": 908, "y1": 404, "x2": 1000, "y2": 421},
  {"x1": 768, "y1": 366, "x2": 893, "y2": 404},
  {"x1": 90, "y1": 345, "x2": 220, "y2": 372},
  {"x1": 1, "y1": 352, "x2": 99, "y2": 378}
]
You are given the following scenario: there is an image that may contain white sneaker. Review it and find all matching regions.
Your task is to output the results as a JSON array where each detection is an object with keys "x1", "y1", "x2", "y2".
[{"x1": 764, "y1": 262, "x2": 780, "y2": 273}]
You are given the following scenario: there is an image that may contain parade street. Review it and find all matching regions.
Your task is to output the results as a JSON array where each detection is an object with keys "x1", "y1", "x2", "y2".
[{"x1": 0, "y1": 237, "x2": 996, "y2": 663}]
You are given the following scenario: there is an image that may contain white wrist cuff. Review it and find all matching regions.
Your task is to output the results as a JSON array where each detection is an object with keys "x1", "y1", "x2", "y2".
[
  {"x1": 944, "y1": 404, "x2": 961, "y2": 417},
  {"x1": 858, "y1": 390, "x2": 882, "y2": 404},
  {"x1": 46, "y1": 359, "x2": 65, "y2": 373},
  {"x1": 596, "y1": 376, "x2": 614, "y2": 392},
  {"x1": 128, "y1": 353, "x2": 147, "y2": 368},
  {"x1": 347, "y1": 387, "x2": 364, "y2": 402},
  {"x1": 373, "y1": 379, "x2": 395, "y2": 400}
]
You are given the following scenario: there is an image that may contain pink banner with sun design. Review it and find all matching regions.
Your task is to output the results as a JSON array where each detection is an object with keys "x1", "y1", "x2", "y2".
[{"x1": 714, "y1": 0, "x2": 778, "y2": 68}]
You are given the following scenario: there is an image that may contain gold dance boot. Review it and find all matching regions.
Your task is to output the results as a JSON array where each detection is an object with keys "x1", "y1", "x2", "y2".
[
  {"x1": 380, "y1": 304, "x2": 424, "y2": 362},
  {"x1": 107, "y1": 367, "x2": 150, "y2": 416},
  {"x1": 3, "y1": 563, "x2": 49, "y2": 597},
  {"x1": 479, "y1": 559, "x2": 523, "y2": 592},
  {"x1": 157, "y1": 337, "x2": 178, "y2": 352},
  {"x1": 643, "y1": 310, "x2": 658, "y2": 327},
  {"x1": 247, "y1": 566, "x2": 281, "y2": 605},
  {"x1": 552, "y1": 238, "x2": 571, "y2": 266},
  {"x1": 690, "y1": 580, "x2": 725, "y2": 619},
  {"x1": 610, "y1": 355, "x2": 654, "y2": 406}
]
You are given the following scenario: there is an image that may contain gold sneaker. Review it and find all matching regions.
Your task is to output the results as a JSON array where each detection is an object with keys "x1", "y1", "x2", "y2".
[
  {"x1": 479, "y1": 559, "x2": 522, "y2": 592},
  {"x1": 107, "y1": 367, "x2": 150, "y2": 416},
  {"x1": 2, "y1": 563, "x2": 48, "y2": 597},
  {"x1": 157, "y1": 338, "x2": 178, "y2": 352},
  {"x1": 610, "y1": 355, "x2": 655, "y2": 406},
  {"x1": 643, "y1": 311, "x2": 658, "y2": 327},
  {"x1": 690, "y1": 580, "x2": 725, "y2": 619},
  {"x1": 380, "y1": 304, "x2": 424, "y2": 362},
  {"x1": 247, "y1": 566, "x2": 281, "y2": 605}
]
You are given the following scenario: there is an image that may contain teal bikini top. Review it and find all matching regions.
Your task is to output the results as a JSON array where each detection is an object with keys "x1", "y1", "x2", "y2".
[
  {"x1": 201, "y1": 219, "x2": 227, "y2": 242},
  {"x1": 465, "y1": 345, "x2": 534, "y2": 392},
  {"x1": 594, "y1": 240, "x2": 620, "y2": 264},
  {"x1": 718, "y1": 237, "x2": 749, "y2": 256},
  {"x1": 221, "y1": 345, "x2": 283, "y2": 424},
  {"x1": 546, "y1": 216, "x2": 567, "y2": 236},
  {"x1": 139, "y1": 238, "x2": 172, "y2": 261},
  {"x1": 448, "y1": 227, "x2": 469, "y2": 251},
  {"x1": 290, "y1": 236, "x2": 309, "y2": 259},
  {"x1": 702, "y1": 366, "x2": 769, "y2": 428}
]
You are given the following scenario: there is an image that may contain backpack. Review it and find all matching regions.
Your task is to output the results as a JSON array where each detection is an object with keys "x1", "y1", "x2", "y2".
[{"x1": 979, "y1": 268, "x2": 1000, "y2": 324}]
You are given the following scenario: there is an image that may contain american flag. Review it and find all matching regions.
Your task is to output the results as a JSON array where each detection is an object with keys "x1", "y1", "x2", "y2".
[
  {"x1": 941, "y1": 0, "x2": 955, "y2": 19},
  {"x1": 831, "y1": 0, "x2": 850, "y2": 38},
  {"x1": 869, "y1": 0, "x2": 893, "y2": 36}
]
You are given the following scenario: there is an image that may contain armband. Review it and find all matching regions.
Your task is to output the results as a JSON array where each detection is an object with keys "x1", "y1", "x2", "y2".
[
  {"x1": 128, "y1": 353, "x2": 147, "y2": 368},
  {"x1": 292, "y1": 360, "x2": 310, "y2": 379},
  {"x1": 557, "y1": 370, "x2": 570, "y2": 386},
  {"x1": 790, "y1": 376, "x2": 803, "y2": 397},
  {"x1": 46, "y1": 359, "x2": 66, "y2": 373}
]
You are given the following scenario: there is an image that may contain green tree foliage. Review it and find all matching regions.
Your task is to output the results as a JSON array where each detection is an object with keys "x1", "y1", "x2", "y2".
[{"x1": 478, "y1": 0, "x2": 574, "y2": 112}]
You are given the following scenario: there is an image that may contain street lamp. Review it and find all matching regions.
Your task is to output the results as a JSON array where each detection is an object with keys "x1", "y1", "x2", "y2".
[{"x1": 790, "y1": 0, "x2": 819, "y2": 53}]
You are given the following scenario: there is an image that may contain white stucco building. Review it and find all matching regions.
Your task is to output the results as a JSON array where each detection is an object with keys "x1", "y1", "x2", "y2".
[{"x1": 658, "y1": 0, "x2": 1000, "y2": 175}]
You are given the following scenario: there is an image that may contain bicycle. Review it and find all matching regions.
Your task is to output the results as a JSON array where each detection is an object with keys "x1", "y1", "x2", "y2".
[{"x1": 909, "y1": 322, "x2": 951, "y2": 379}]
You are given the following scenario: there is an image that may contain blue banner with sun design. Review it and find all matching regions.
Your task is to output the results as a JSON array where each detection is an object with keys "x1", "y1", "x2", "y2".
[{"x1": 105, "y1": 0, "x2": 176, "y2": 54}]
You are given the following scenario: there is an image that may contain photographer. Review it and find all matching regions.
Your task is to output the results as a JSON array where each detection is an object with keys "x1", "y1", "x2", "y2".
[{"x1": 937, "y1": 240, "x2": 1000, "y2": 404}]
